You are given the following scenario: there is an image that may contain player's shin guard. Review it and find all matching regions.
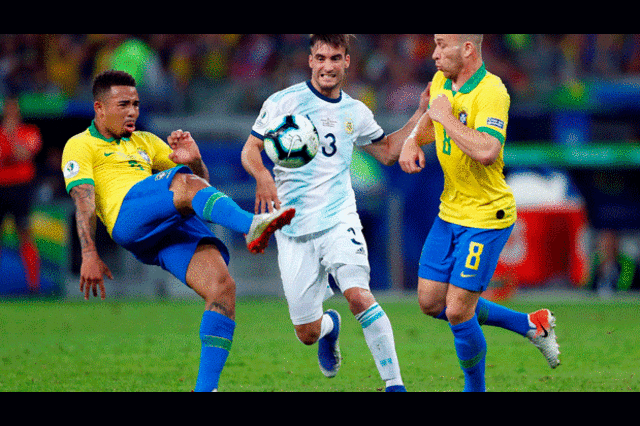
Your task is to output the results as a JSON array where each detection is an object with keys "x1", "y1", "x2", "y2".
[
  {"x1": 194, "y1": 311, "x2": 235, "y2": 392},
  {"x1": 451, "y1": 315, "x2": 486, "y2": 392},
  {"x1": 192, "y1": 186, "x2": 253, "y2": 234},
  {"x1": 356, "y1": 303, "x2": 403, "y2": 386}
]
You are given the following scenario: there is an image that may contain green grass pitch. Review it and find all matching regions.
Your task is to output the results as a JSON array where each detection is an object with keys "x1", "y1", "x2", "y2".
[{"x1": 1, "y1": 295, "x2": 639, "y2": 392}]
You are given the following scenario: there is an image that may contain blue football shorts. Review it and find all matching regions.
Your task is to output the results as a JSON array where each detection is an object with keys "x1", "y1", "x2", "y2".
[
  {"x1": 418, "y1": 216, "x2": 514, "y2": 292},
  {"x1": 111, "y1": 165, "x2": 230, "y2": 285}
]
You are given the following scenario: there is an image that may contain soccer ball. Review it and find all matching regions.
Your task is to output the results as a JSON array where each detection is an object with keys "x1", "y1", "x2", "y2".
[{"x1": 263, "y1": 114, "x2": 320, "y2": 168}]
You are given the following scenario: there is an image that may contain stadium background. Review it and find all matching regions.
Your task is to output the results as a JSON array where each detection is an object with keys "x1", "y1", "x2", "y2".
[{"x1": 1, "y1": 34, "x2": 640, "y2": 299}]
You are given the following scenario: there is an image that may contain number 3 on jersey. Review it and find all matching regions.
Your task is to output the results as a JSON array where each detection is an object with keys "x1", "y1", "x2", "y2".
[{"x1": 322, "y1": 133, "x2": 337, "y2": 157}]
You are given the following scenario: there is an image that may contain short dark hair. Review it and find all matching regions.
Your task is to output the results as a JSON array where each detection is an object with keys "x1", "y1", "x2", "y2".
[
  {"x1": 309, "y1": 34, "x2": 354, "y2": 55},
  {"x1": 459, "y1": 34, "x2": 483, "y2": 52},
  {"x1": 92, "y1": 70, "x2": 136, "y2": 100}
]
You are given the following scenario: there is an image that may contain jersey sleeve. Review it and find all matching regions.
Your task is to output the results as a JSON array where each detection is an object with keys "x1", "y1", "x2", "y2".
[
  {"x1": 251, "y1": 97, "x2": 284, "y2": 140},
  {"x1": 61, "y1": 135, "x2": 95, "y2": 194},
  {"x1": 354, "y1": 102, "x2": 385, "y2": 147},
  {"x1": 474, "y1": 82, "x2": 510, "y2": 144}
]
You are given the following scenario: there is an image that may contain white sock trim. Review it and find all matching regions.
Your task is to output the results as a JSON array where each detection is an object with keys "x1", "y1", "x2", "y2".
[{"x1": 319, "y1": 313, "x2": 334, "y2": 340}]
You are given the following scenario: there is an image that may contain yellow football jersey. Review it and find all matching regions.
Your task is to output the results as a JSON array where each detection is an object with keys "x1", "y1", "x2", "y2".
[
  {"x1": 430, "y1": 63, "x2": 516, "y2": 229},
  {"x1": 61, "y1": 121, "x2": 177, "y2": 236}
]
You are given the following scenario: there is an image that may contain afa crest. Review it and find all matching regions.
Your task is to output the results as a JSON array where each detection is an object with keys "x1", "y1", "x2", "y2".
[{"x1": 345, "y1": 118, "x2": 354, "y2": 135}]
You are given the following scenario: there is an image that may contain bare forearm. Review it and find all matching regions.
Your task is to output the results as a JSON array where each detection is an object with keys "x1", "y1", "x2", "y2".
[
  {"x1": 439, "y1": 115, "x2": 500, "y2": 165},
  {"x1": 388, "y1": 107, "x2": 428, "y2": 150},
  {"x1": 70, "y1": 185, "x2": 98, "y2": 257},
  {"x1": 367, "y1": 107, "x2": 429, "y2": 166},
  {"x1": 241, "y1": 136, "x2": 271, "y2": 180},
  {"x1": 187, "y1": 158, "x2": 209, "y2": 182},
  {"x1": 242, "y1": 135, "x2": 280, "y2": 213},
  {"x1": 408, "y1": 112, "x2": 435, "y2": 147},
  {"x1": 69, "y1": 185, "x2": 112, "y2": 300}
]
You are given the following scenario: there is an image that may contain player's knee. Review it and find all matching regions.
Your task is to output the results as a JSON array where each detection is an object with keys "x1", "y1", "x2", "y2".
[
  {"x1": 444, "y1": 305, "x2": 473, "y2": 326},
  {"x1": 344, "y1": 287, "x2": 376, "y2": 316},
  {"x1": 418, "y1": 295, "x2": 445, "y2": 318},
  {"x1": 212, "y1": 272, "x2": 236, "y2": 302},
  {"x1": 296, "y1": 333, "x2": 319, "y2": 346},
  {"x1": 170, "y1": 171, "x2": 208, "y2": 189},
  {"x1": 170, "y1": 173, "x2": 209, "y2": 213},
  {"x1": 184, "y1": 173, "x2": 209, "y2": 191},
  {"x1": 295, "y1": 325, "x2": 320, "y2": 346},
  {"x1": 335, "y1": 265, "x2": 373, "y2": 315}
]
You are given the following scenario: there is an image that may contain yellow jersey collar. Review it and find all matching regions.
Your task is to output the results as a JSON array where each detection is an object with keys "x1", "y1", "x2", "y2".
[
  {"x1": 444, "y1": 62, "x2": 487, "y2": 94},
  {"x1": 88, "y1": 120, "x2": 131, "y2": 144}
]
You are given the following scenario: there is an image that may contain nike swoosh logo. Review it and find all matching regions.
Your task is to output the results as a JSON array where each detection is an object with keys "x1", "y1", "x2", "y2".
[
  {"x1": 460, "y1": 271, "x2": 476, "y2": 278},
  {"x1": 540, "y1": 326, "x2": 549, "y2": 338},
  {"x1": 104, "y1": 152, "x2": 114, "y2": 156}
]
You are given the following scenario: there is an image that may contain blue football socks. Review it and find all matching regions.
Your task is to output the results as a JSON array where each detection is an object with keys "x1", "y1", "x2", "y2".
[
  {"x1": 475, "y1": 297, "x2": 530, "y2": 336},
  {"x1": 450, "y1": 315, "x2": 486, "y2": 392},
  {"x1": 435, "y1": 297, "x2": 530, "y2": 336},
  {"x1": 194, "y1": 311, "x2": 235, "y2": 392},
  {"x1": 191, "y1": 186, "x2": 253, "y2": 234}
]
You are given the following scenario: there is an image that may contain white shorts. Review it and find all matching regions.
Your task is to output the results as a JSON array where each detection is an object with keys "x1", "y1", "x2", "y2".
[{"x1": 275, "y1": 214, "x2": 371, "y2": 325}]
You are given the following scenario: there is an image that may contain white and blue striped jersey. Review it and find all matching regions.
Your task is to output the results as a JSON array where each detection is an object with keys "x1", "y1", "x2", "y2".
[{"x1": 251, "y1": 81, "x2": 385, "y2": 237}]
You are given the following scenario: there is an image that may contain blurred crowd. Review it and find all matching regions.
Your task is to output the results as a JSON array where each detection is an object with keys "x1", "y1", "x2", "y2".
[
  {"x1": 3, "y1": 34, "x2": 640, "y2": 116},
  {"x1": 3, "y1": 34, "x2": 640, "y2": 296}
]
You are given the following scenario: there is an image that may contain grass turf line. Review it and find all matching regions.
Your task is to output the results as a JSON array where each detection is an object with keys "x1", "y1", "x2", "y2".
[{"x1": 1, "y1": 296, "x2": 639, "y2": 392}]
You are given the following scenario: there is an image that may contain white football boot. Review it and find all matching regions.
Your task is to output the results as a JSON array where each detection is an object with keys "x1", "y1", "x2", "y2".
[
  {"x1": 245, "y1": 207, "x2": 295, "y2": 253},
  {"x1": 526, "y1": 309, "x2": 561, "y2": 369}
]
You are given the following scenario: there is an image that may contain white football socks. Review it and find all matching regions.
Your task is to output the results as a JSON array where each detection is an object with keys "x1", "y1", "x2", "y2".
[{"x1": 356, "y1": 303, "x2": 403, "y2": 386}]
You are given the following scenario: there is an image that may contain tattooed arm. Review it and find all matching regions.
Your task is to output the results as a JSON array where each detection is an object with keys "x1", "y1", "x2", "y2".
[{"x1": 70, "y1": 184, "x2": 113, "y2": 300}]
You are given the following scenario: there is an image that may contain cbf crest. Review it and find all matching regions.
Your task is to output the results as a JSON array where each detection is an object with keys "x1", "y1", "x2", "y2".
[
  {"x1": 459, "y1": 110, "x2": 468, "y2": 125},
  {"x1": 137, "y1": 149, "x2": 151, "y2": 163}
]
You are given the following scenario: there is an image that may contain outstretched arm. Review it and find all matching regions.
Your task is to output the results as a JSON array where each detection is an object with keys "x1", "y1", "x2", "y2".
[
  {"x1": 362, "y1": 83, "x2": 431, "y2": 166},
  {"x1": 70, "y1": 184, "x2": 113, "y2": 300},
  {"x1": 241, "y1": 134, "x2": 280, "y2": 214},
  {"x1": 398, "y1": 106, "x2": 436, "y2": 174}
]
